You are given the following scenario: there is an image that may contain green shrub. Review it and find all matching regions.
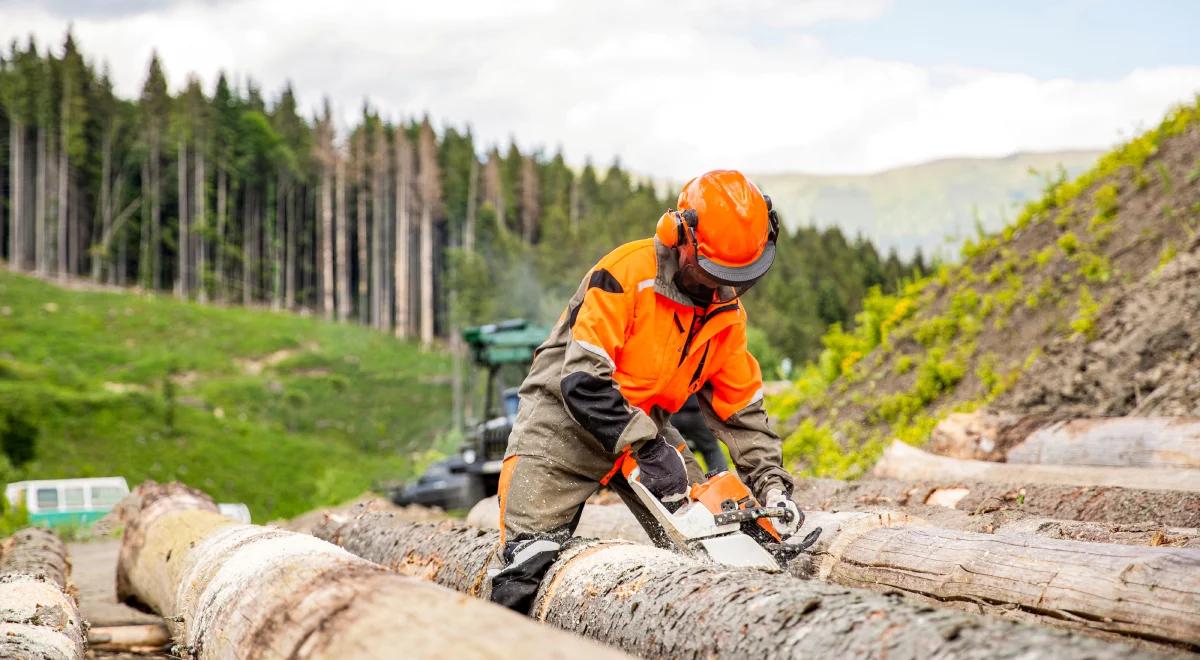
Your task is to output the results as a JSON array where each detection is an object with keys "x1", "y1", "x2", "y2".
[
  {"x1": 1069, "y1": 286, "x2": 1101, "y2": 340},
  {"x1": 1057, "y1": 232, "x2": 1080, "y2": 256}
]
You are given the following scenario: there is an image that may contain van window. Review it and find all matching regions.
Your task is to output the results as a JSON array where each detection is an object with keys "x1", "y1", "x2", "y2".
[
  {"x1": 91, "y1": 486, "x2": 124, "y2": 507},
  {"x1": 64, "y1": 487, "x2": 85, "y2": 509},
  {"x1": 36, "y1": 488, "x2": 58, "y2": 510}
]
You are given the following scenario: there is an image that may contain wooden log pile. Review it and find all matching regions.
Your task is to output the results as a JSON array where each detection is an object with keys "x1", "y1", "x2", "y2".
[
  {"x1": 114, "y1": 481, "x2": 622, "y2": 659},
  {"x1": 0, "y1": 527, "x2": 85, "y2": 660},
  {"x1": 872, "y1": 440, "x2": 1200, "y2": 492},
  {"x1": 313, "y1": 509, "x2": 1166, "y2": 659}
]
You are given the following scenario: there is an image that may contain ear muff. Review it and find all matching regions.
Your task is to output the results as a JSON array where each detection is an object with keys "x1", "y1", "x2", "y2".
[
  {"x1": 655, "y1": 209, "x2": 699, "y2": 248},
  {"x1": 763, "y1": 194, "x2": 779, "y2": 244}
]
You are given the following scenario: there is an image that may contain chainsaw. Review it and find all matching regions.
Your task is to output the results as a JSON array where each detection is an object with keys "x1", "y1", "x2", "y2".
[{"x1": 623, "y1": 463, "x2": 821, "y2": 570}]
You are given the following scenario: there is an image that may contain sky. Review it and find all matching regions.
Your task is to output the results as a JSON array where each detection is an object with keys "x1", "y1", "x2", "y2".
[{"x1": 2, "y1": 0, "x2": 1199, "y2": 180}]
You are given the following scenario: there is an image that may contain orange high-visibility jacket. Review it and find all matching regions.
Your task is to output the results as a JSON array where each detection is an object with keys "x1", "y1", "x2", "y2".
[{"x1": 518, "y1": 237, "x2": 793, "y2": 499}]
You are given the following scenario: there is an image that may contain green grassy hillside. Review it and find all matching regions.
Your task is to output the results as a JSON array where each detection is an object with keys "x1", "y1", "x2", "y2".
[
  {"x1": 769, "y1": 97, "x2": 1200, "y2": 478},
  {"x1": 755, "y1": 149, "x2": 1101, "y2": 259},
  {"x1": 0, "y1": 272, "x2": 451, "y2": 520}
]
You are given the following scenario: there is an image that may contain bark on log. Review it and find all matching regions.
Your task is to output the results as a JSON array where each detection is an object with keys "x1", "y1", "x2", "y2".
[
  {"x1": 314, "y1": 510, "x2": 1161, "y2": 659},
  {"x1": 0, "y1": 528, "x2": 85, "y2": 660},
  {"x1": 115, "y1": 482, "x2": 622, "y2": 659},
  {"x1": 991, "y1": 518, "x2": 1200, "y2": 548},
  {"x1": 790, "y1": 477, "x2": 1200, "y2": 527},
  {"x1": 87, "y1": 623, "x2": 170, "y2": 651},
  {"x1": 791, "y1": 513, "x2": 1200, "y2": 646},
  {"x1": 467, "y1": 496, "x2": 651, "y2": 545},
  {"x1": 1007, "y1": 418, "x2": 1200, "y2": 469},
  {"x1": 873, "y1": 441, "x2": 1200, "y2": 492}
]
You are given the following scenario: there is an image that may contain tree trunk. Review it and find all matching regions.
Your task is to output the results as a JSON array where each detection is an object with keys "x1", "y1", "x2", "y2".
[
  {"x1": 355, "y1": 131, "x2": 368, "y2": 325},
  {"x1": 790, "y1": 477, "x2": 1200, "y2": 528},
  {"x1": 242, "y1": 187, "x2": 254, "y2": 305},
  {"x1": 57, "y1": 128, "x2": 69, "y2": 278},
  {"x1": 93, "y1": 123, "x2": 113, "y2": 282},
  {"x1": 464, "y1": 157, "x2": 477, "y2": 254},
  {"x1": 195, "y1": 147, "x2": 206, "y2": 303},
  {"x1": 784, "y1": 511, "x2": 1200, "y2": 646},
  {"x1": 1007, "y1": 418, "x2": 1200, "y2": 469},
  {"x1": 371, "y1": 134, "x2": 385, "y2": 330},
  {"x1": 393, "y1": 135, "x2": 412, "y2": 338},
  {"x1": 873, "y1": 441, "x2": 1200, "y2": 492},
  {"x1": 419, "y1": 205, "x2": 433, "y2": 346},
  {"x1": 335, "y1": 153, "x2": 351, "y2": 322},
  {"x1": 271, "y1": 175, "x2": 283, "y2": 310},
  {"x1": 35, "y1": 125, "x2": 46, "y2": 275},
  {"x1": 320, "y1": 157, "x2": 334, "y2": 320},
  {"x1": 285, "y1": 186, "x2": 296, "y2": 310},
  {"x1": 215, "y1": 168, "x2": 227, "y2": 302},
  {"x1": 0, "y1": 528, "x2": 85, "y2": 659},
  {"x1": 139, "y1": 158, "x2": 151, "y2": 289},
  {"x1": 113, "y1": 482, "x2": 618, "y2": 660},
  {"x1": 313, "y1": 512, "x2": 1149, "y2": 659},
  {"x1": 8, "y1": 120, "x2": 22, "y2": 270},
  {"x1": 991, "y1": 517, "x2": 1200, "y2": 548},
  {"x1": 150, "y1": 133, "x2": 162, "y2": 290},
  {"x1": 177, "y1": 136, "x2": 189, "y2": 299}
]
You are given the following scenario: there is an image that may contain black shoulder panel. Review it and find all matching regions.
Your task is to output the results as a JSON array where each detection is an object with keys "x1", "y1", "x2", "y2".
[{"x1": 588, "y1": 268, "x2": 624, "y2": 294}]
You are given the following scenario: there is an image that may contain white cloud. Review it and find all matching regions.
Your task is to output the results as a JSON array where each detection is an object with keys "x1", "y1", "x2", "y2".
[{"x1": 2, "y1": 0, "x2": 1198, "y2": 180}]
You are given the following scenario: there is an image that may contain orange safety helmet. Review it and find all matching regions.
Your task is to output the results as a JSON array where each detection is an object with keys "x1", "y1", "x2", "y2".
[{"x1": 655, "y1": 170, "x2": 778, "y2": 288}]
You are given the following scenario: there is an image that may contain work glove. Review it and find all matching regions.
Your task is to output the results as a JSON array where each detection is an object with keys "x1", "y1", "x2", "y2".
[
  {"x1": 765, "y1": 488, "x2": 801, "y2": 537},
  {"x1": 635, "y1": 436, "x2": 690, "y2": 512}
]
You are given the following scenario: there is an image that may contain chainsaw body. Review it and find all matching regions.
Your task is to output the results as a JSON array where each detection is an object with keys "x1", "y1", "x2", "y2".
[{"x1": 622, "y1": 461, "x2": 820, "y2": 570}]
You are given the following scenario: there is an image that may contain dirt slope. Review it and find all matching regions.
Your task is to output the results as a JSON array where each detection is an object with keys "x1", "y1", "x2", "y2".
[{"x1": 774, "y1": 97, "x2": 1200, "y2": 476}]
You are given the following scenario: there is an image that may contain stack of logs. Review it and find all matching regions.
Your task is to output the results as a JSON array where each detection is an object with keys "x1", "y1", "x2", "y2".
[{"x1": 9, "y1": 415, "x2": 1193, "y2": 658}]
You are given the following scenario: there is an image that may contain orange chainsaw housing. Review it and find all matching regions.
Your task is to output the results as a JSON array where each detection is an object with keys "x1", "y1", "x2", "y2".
[{"x1": 608, "y1": 449, "x2": 781, "y2": 543}]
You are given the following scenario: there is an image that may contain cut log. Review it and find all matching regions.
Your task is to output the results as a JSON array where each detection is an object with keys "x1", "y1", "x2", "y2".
[
  {"x1": 790, "y1": 513, "x2": 1200, "y2": 646},
  {"x1": 467, "y1": 496, "x2": 650, "y2": 545},
  {"x1": 115, "y1": 481, "x2": 622, "y2": 659},
  {"x1": 991, "y1": 518, "x2": 1200, "y2": 548},
  {"x1": 928, "y1": 410, "x2": 1026, "y2": 461},
  {"x1": 0, "y1": 528, "x2": 85, "y2": 660},
  {"x1": 86, "y1": 623, "x2": 170, "y2": 651},
  {"x1": 313, "y1": 510, "x2": 1162, "y2": 659},
  {"x1": 791, "y1": 477, "x2": 1200, "y2": 527},
  {"x1": 1007, "y1": 418, "x2": 1200, "y2": 469},
  {"x1": 873, "y1": 440, "x2": 1200, "y2": 492}
]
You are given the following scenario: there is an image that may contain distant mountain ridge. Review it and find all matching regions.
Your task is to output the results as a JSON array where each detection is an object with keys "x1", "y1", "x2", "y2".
[{"x1": 754, "y1": 149, "x2": 1102, "y2": 259}]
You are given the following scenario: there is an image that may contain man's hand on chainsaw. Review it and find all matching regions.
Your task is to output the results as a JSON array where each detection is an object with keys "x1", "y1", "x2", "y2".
[
  {"x1": 765, "y1": 488, "x2": 801, "y2": 537},
  {"x1": 635, "y1": 435, "x2": 689, "y2": 511}
]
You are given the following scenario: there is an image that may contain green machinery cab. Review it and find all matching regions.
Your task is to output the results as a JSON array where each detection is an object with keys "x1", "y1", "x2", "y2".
[
  {"x1": 4, "y1": 477, "x2": 130, "y2": 528},
  {"x1": 392, "y1": 319, "x2": 550, "y2": 510}
]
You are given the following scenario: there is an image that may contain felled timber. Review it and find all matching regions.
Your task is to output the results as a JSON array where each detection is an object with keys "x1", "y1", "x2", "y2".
[
  {"x1": 791, "y1": 513, "x2": 1200, "y2": 646},
  {"x1": 790, "y1": 476, "x2": 1200, "y2": 527},
  {"x1": 991, "y1": 518, "x2": 1200, "y2": 548},
  {"x1": 1007, "y1": 418, "x2": 1200, "y2": 469},
  {"x1": 86, "y1": 623, "x2": 170, "y2": 652},
  {"x1": 0, "y1": 528, "x2": 85, "y2": 660},
  {"x1": 115, "y1": 482, "x2": 621, "y2": 659},
  {"x1": 873, "y1": 441, "x2": 1200, "y2": 492},
  {"x1": 314, "y1": 510, "x2": 1161, "y2": 659}
]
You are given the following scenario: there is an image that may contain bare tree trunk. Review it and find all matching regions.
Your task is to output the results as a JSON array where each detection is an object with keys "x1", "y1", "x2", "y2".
[
  {"x1": 0, "y1": 528, "x2": 85, "y2": 659},
  {"x1": 875, "y1": 441, "x2": 1200, "y2": 492},
  {"x1": 356, "y1": 134, "x2": 369, "y2": 326},
  {"x1": 335, "y1": 153, "x2": 350, "y2": 321},
  {"x1": 271, "y1": 174, "x2": 283, "y2": 311},
  {"x1": 464, "y1": 157, "x2": 477, "y2": 254},
  {"x1": 1007, "y1": 418, "x2": 1200, "y2": 469},
  {"x1": 371, "y1": 133, "x2": 385, "y2": 330},
  {"x1": 285, "y1": 186, "x2": 296, "y2": 310},
  {"x1": 150, "y1": 134, "x2": 162, "y2": 290},
  {"x1": 195, "y1": 147, "x2": 206, "y2": 303},
  {"x1": 789, "y1": 477, "x2": 1200, "y2": 528},
  {"x1": 992, "y1": 517, "x2": 1200, "y2": 548},
  {"x1": 214, "y1": 168, "x2": 226, "y2": 302},
  {"x1": 139, "y1": 159, "x2": 151, "y2": 288},
  {"x1": 57, "y1": 133, "x2": 70, "y2": 278},
  {"x1": 320, "y1": 158, "x2": 334, "y2": 319},
  {"x1": 113, "y1": 482, "x2": 618, "y2": 660},
  {"x1": 7, "y1": 121, "x2": 22, "y2": 269},
  {"x1": 35, "y1": 125, "x2": 47, "y2": 275},
  {"x1": 419, "y1": 205, "x2": 433, "y2": 346},
  {"x1": 93, "y1": 123, "x2": 113, "y2": 281},
  {"x1": 242, "y1": 188, "x2": 254, "y2": 306},
  {"x1": 176, "y1": 136, "x2": 189, "y2": 299},
  {"x1": 314, "y1": 513, "x2": 1146, "y2": 659},
  {"x1": 393, "y1": 134, "x2": 412, "y2": 338}
]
